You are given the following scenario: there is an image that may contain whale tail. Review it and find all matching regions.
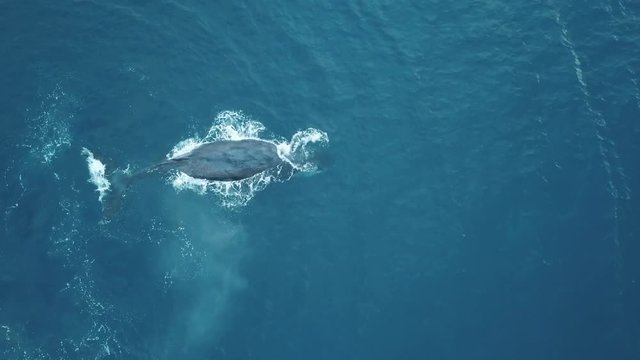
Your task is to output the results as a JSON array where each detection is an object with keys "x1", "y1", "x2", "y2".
[
  {"x1": 82, "y1": 148, "x2": 173, "y2": 222},
  {"x1": 101, "y1": 168, "x2": 134, "y2": 221},
  {"x1": 81, "y1": 148, "x2": 128, "y2": 222},
  {"x1": 101, "y1": 163, "x2": 173, "y2": 221}
]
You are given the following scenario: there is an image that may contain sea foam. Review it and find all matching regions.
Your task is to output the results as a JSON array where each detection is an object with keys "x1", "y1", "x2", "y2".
[{"x1": 81, "y1": 148, "x2": 111, "y2": 203}]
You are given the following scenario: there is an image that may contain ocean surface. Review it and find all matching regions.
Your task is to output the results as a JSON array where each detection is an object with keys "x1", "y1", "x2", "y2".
[{"x1": 1, "y1": 1, "x2": 640, "y2": 359}]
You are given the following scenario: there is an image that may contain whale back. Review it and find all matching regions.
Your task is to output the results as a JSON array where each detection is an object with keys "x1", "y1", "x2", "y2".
[{"x1": 163, "y1": 139, "x2": 283, "y2": 181}]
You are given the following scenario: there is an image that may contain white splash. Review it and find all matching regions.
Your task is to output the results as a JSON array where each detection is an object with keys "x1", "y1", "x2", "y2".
[
  {"x1": 204, "y1": 110, "x2": 268, "y2": 141},
  {"x1": 171, "y1": 171, "x2": 209, "y2": 195},
  {"x1": 81, "y1": 148, "x2": 111, "y2": 203},
  {"x1": 276, "y1": 127, "x2": 329, "y2": 172},
  {"x1": 166, "y1": 138, "x2": 204, "y2": 160},
  {"x1": 168, "y1": 110, "x2": 329, "y2": 207}
]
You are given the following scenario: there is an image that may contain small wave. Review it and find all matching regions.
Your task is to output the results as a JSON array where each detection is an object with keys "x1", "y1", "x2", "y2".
[
  {"x1": 168, "y1": 110, "x2": 329, "y2": 207},
  {"x1": 82, "y1": 148, "x2": 111, "y2": 203},
  {"x1": 26, "y1": 84, "x2": 79, "y2": 164}
]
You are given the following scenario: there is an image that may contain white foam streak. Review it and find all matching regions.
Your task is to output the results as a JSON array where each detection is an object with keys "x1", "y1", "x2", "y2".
[
  {"x1": 81, "y1": 148, "x2": 111, "y2": 203},
  {"x1": 554, "y1": 11, "x2": 629, "y2": 200},
  {"x1": 553, "y1": 7, "x2": 631, "y2": 313}
]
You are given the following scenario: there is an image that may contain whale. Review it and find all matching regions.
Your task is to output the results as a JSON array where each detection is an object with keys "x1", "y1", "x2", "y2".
[{"x1": 102, "y1": 139, "x2": 286, "y2": 218}]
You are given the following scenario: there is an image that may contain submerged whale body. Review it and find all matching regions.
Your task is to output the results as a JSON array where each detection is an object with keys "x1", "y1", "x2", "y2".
[{"x1": 151, "y1": 139, "x2": 284, "y2": 181}]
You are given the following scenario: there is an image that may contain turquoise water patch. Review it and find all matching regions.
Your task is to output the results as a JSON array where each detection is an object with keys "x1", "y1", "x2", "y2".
[{"x1": 1, "y1": 1, "x2": 639, "y2": 359}]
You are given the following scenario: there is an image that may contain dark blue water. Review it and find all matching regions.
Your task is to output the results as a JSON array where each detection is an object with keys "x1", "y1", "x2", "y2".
[{"x1": 2, "y1": 1, "x2": 640, "y2": 359}]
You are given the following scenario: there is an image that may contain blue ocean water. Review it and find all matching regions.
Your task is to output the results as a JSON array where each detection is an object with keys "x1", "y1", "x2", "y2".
[{"x1": 1, "y1": 0, "x2": 640, "y2": 359}]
